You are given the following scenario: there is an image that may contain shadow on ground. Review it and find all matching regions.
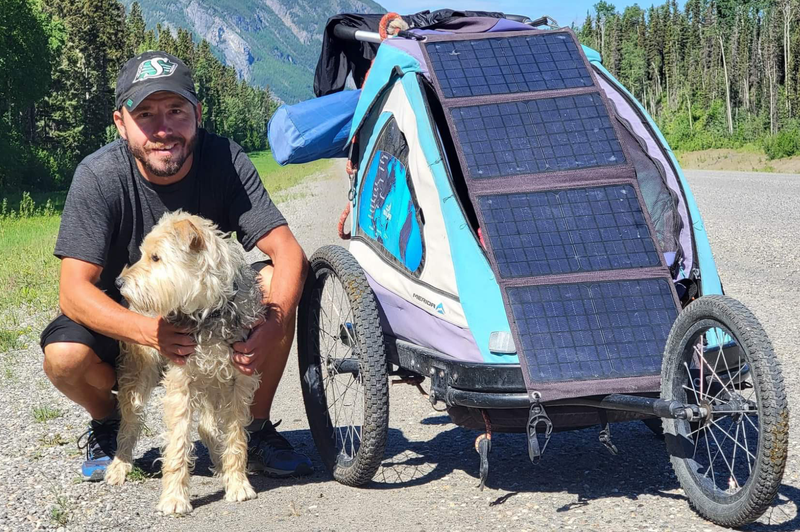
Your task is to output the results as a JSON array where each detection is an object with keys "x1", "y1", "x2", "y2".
[{"x1": 130, "y1": 416, "x2": 798, "y2": 529}]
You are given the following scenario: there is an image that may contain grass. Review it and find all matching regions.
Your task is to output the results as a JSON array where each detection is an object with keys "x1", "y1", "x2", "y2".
[
  {"x1": 127, "y1": 465, "x2": 155, "y2": 482},
  {"x1": 32, "y1": 404, "x2": 63, "y2": 422},
  {"x1": 0, "y1": 214, "x2": 62, "y2": 320},
  {"x1": 0, "y1": 152, "x2": 333, "y2": 353},
  {"x1": 249, "y1": 150, "x2": 334, "y2": 193}
]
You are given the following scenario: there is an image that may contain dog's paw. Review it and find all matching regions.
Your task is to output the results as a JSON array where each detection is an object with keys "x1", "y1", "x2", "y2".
[
  {"x1": 224, "y1": 480, "x2": 257, "y2": 502},
  {"x1": 157, "y1": 495, "x2": 193, "y2": 515},
  {"x1": 105, "y1": 459, "x2": 132, "y2": 486}
]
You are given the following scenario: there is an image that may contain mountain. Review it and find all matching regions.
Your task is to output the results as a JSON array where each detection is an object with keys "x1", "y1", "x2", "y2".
[{"x1": 120, "y1": 0, "x2": 385, "y2": 103}]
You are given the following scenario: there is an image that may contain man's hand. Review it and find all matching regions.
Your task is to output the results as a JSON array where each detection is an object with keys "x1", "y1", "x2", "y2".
[
  {"x1": 138, "y1": 317, "x2": 196, "y2": 365},
  {"x1": 231, "y1": 312, "x2": 286, "y2": 376}
]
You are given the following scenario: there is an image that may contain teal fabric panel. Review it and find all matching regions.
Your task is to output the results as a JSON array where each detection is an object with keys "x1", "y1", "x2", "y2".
[
  {"x1": 400, "y1": 75, "x2": 516, "y2": 364},
  {"x1": 348, "y1": 45, "x2": 422, "y2": 143}
]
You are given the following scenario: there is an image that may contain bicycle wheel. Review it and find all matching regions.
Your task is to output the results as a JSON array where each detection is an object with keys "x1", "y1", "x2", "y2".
[
  {"x1": 298, "y1": 245, "x2": 389, "y2": 486},
  {"x1": 661, "y1": 295, "x2": 789, "y2": 527}
]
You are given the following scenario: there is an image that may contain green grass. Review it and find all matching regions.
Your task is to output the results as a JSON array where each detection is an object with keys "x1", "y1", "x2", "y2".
[
  {"x1": 32, "y1": 404, "x2": 63, "y2": 422},
  {"x1": 127, "y1": 465, "x2": 155, "y2": 482},
  {"x1": 249, "y1": 150, "x2": 334, "y2": 194},
  {"x1": 0, "y1": 214, "x2": 62, "y2": 322}
]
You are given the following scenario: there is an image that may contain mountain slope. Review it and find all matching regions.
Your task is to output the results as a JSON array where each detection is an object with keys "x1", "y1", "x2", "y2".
[{"x1": 120, "y1": 0, "x2": 385, "y2": 103}]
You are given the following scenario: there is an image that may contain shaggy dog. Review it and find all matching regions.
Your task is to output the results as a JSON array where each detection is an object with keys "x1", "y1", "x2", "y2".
[{"x1": 104, "y1": 211, "x2": 265, "y2": 515}]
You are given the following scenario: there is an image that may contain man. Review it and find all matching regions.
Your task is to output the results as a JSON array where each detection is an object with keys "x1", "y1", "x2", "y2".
[{"x1": 40, "y1": 51, "x2": 312, "y2": 481}]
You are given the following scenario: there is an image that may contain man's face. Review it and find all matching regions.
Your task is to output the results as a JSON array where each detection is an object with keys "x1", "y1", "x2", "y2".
[{"x1": 113, "y1": 91, "x2": 201, "y2": 179}]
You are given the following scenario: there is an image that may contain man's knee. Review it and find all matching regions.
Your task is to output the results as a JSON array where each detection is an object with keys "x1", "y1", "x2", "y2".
[{"x1": 43, "y1": 342, "x2": 104, "y2": 383}]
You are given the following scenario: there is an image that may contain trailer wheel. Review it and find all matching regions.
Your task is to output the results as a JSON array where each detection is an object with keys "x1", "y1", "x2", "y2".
[
  {"x1": 661, "y1": 295, "x2": 788, "y2": 527},
  {"x1": 298, "y1": 245, "x2": 389, "y2": 486}
]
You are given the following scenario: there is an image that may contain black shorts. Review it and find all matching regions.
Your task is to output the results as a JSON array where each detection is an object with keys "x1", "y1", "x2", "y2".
[{"x1": 39, "y1": 260, "x2": 272, "y2": 365}]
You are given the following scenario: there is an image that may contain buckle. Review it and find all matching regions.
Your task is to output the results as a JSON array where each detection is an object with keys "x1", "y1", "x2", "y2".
[{"x1": 527, "y1": 400, "x2": 553, "y2": 463}]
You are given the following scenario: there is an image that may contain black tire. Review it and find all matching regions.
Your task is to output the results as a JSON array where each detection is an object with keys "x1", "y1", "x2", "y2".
[
  {"x1": 298, "y1": 245, "x2": 389, "y2": 486},
  {"x1": 661, "y1": 295, "x2": 789, "y2": 528}
]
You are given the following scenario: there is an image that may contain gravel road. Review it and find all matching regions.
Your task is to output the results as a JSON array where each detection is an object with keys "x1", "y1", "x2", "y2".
[{"x1": 1, "y1": 167, "x2": 798, "y2": 531}]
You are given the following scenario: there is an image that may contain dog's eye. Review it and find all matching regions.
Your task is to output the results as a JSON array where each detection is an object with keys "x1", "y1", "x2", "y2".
[{"x1": 151, "y1": 254, "x2": 160, "y2": 262}]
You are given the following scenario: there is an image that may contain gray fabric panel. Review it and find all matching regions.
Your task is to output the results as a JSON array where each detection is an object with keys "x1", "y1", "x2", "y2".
[{"x1": 596, "y1": 74, "x2": 694, "y2": 276}]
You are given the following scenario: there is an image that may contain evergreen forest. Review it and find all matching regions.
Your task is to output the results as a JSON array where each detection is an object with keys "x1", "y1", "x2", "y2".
[
  {"x1": 1, "y1": 0, "x2": 276, "y2": 193},
  {"x1": 577, "y1": 0, "x2": 800, "y2": 158},
  {"x1": 2, "y1": 0, "x2": 800, "y2": 195}
]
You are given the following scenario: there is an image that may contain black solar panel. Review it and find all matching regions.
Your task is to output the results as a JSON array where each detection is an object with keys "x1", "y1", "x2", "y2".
[
  {"x1": 426, "y1": 33, "x2": 594, "y2": 98},
  {"x1": 479, "y1": 186, "x2": 660, "y2": 278},
  {"x1": 450, "y1": 94, "x2": 626, "y2": 179},
  {"x1": 508, "y1": 279, "x2": 677, "y2": 383}
]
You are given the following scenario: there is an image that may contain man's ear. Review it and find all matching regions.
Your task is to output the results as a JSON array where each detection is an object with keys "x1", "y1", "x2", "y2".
[
  {"x1": 113, "y1": 109, "x2": 127, "y2": 141},
  {"x1": 195, "y1": 102, "x2": 203, "y2": 127}
]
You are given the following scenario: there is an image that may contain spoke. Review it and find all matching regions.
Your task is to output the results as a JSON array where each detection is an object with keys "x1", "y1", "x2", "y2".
[
  {"x1": 703, "y1": 425, "x2": 717, "y2": 486},
  {"x1": 708, "y1": 418, "x2": 758, "y2": 462},
  {"x1": 731, "y1": 420, "x2": 741, "y2": 488},
  {"x1": 743, "y1": 413, "x2": 760, "y2": 434},
  {"x1": 684, "y1": 362, "x2": 702, "y2": 403},
  {"x1": 695, "y1": 342, "x2": 706, "y2": 401},
  {"x1": 706, "y1": 422, "x2": 740, "y2": 491},
  {"x1": 697, "y1": 345, "x2": 738, "y2": 403},
  {"x1": 742, "y1": 417, "x2": 753, "y2": 475}
]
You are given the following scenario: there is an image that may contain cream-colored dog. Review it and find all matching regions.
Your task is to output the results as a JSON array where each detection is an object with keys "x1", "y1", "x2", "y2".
[{"x1": 104, "y1": 211, "x2": 265, "y2": 515}]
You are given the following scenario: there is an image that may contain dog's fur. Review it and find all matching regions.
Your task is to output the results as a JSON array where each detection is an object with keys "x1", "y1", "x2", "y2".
[{"x1": 104, "y1": 211, "x2": 265, "y2": 515}]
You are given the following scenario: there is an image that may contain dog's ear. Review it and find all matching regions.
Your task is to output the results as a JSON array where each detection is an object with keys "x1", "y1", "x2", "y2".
[{"x1": 174, "y1": 219, "x2": 205, "y2": 252}]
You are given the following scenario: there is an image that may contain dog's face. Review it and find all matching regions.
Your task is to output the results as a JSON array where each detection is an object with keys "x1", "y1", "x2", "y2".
[{"x1": 118, "y1": 211, "x2": 232, "y2": 316}]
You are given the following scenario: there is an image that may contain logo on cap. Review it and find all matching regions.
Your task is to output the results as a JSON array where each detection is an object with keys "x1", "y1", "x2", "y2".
[{"x1": 133, "y1": 58, "x2": 178, "y2": 83}]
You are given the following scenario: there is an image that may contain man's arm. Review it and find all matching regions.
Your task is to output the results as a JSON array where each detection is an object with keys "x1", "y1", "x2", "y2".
[
  {"x1": 59, "y1": 257, "x2": 195, "y2": 364},
  {"x1": 253, "y1": 224, "x2": 308, "y2": 319},
  {"x1": 230, "y1": 224, "x2": 307, "y2": 375}
]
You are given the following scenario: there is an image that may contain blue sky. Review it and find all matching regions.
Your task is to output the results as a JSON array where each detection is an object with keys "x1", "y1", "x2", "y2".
[{"x1": 379, "y1": 1, "x2": 662, "y2": 28}]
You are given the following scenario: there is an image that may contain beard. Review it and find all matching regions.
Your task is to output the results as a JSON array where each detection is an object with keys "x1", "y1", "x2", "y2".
[{"x1": 127, "y1": 130, "x2": 198, "y2": 178}]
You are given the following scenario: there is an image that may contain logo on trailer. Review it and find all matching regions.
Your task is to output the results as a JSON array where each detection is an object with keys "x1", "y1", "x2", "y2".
[
  {"x1": 133, "y1": 58, "x2": 178, "y2": 83},
  {"x1": 413, "y1": 293, "x2": 445, "y2": 315}
]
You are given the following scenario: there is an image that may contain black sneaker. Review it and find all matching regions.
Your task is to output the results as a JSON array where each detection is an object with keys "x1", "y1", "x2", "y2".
[
  {"x1": 247, "y1": 420, "x2": 312, "y2": 478},
  {"x1": 77, "y1": 418, "x2": 119, "y2": 481}
]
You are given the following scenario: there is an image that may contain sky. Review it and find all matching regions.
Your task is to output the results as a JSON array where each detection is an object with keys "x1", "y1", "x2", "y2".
[{"x1": 379, "y1": 1, "x2": 664, "y2": 28}]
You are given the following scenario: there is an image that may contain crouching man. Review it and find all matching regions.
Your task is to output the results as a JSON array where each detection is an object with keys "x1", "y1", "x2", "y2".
[{"x1": 40, "y1": 51, "x2": 312, "y2": 481}]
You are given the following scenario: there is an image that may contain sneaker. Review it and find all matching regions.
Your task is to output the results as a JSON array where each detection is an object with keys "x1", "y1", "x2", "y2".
[
  {"x1": 77, "y1": 418, "x2": 119, "y2": 481},
  {"x1": 247, "y1": 420, "x2": 312, "y2": 478}
]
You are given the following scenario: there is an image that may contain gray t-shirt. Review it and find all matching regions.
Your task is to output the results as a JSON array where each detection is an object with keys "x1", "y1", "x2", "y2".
[{"x1": 55, "y1": 129, "x2": 287, "y2": 302}]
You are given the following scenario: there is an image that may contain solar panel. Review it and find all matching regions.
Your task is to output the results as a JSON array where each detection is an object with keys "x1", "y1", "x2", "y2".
[
  {"x1": 426, "y1": 33, "x2": 594, "y2": 98},
  {"x1": 508, "y1": 279, "x2": 677, "y2": 383},
  {"x1": 478, "y1": 186, "x2": 660, "y2": 278},
  {"x1": 450, "y1": 94, "x2": 626, "y2": 179}
]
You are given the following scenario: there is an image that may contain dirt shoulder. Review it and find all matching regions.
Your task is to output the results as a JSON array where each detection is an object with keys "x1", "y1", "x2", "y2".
[{"x1": 676, "y1": 148, "x2": 800, "y2": 174}]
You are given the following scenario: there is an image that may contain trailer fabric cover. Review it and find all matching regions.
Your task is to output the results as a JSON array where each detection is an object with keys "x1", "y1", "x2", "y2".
[{"x1": 422, "y1": 28, "x2": 682, "y2": 401}]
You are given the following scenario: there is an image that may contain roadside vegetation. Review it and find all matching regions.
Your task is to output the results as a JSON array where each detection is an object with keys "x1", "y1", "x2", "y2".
[{"x1": 579, "y1": 1, "x2": 800, "y2": 160}]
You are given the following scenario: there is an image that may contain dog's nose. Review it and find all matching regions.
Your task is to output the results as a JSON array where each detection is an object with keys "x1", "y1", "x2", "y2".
[{"x1": 115, "y1": 277, "x2": 125, "y2": 290}]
